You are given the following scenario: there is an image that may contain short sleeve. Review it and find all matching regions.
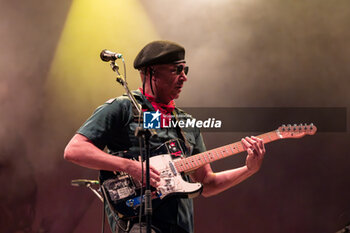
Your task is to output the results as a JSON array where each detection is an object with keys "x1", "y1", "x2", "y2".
[{"x1": 77, "y1": 98, "x2": 132, "y2": 149}]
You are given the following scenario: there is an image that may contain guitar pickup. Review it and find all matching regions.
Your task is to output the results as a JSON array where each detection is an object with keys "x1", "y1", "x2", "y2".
[{"x1": 169, "y1": 161, "x2": 177, "y2": 176}]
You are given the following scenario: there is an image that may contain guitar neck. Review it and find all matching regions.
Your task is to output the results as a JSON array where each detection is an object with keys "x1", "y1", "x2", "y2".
[{"x1": 173, "y1": 130, "x2": 281, "y2": 173}]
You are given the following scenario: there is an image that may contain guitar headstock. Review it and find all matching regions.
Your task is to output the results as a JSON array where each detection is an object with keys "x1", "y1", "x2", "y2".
[{"x1": 277, "y1": 123, "x2": 317, "y2": 139}]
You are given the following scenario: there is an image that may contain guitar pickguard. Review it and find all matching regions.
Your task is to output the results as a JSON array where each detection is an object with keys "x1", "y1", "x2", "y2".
[{"x1": 151, "y1": 154, "x2": 202, "y2": 199}]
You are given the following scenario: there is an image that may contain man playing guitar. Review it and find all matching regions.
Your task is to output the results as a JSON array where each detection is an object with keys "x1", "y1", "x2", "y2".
[{"x1": 64, "y1": 40, "x2": 266, "y2": 233}]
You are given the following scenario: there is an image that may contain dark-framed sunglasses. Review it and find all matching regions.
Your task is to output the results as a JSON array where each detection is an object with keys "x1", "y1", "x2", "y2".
[{"x1": 175, "y1": 65, "x2": 189, "y2": 75}]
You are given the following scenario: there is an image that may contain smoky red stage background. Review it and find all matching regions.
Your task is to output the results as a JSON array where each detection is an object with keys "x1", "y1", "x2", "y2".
[{"x1": 1, "y1": 0, "x2": 350, "y2": 232}]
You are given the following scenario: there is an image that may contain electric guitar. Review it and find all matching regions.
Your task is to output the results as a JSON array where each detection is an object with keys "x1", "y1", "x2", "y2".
[{"x1": 101, "y1": 123, "x2": 317, "y2": 217}]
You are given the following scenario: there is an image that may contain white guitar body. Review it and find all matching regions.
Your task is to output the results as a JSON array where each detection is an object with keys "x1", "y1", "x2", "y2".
[{"x1": 150, "y1": 154, "x2": 203, "y2": 199}]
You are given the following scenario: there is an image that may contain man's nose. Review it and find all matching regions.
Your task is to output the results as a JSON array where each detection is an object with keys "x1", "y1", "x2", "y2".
[{"x1": 179, "y1": 72, "x2": 187, "y2": 82}]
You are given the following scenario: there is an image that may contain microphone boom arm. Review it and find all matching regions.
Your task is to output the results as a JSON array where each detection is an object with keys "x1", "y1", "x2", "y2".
[{"x1": 110, "y1": 60, "x2": 156, "y2": 136}]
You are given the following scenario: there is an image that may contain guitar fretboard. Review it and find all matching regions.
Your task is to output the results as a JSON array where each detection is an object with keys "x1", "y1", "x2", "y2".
[{"x1": 173, "y1": 131, "x2": 281, "y2": 173}]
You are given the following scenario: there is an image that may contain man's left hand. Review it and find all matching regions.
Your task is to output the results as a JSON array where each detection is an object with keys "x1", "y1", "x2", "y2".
[{"x1": 241, "y1": 136, "x2": 266, "y2": 173}]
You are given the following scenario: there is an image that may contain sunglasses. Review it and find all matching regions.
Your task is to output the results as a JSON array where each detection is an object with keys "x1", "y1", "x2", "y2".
[{"x1": 174, "y1": 64, "x2": 189, "y2": 75}]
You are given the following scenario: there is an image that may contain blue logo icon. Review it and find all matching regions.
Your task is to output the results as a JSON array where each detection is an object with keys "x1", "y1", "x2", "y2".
[{"x1": 143, "y1": 110, "x2": 161, "y2": 129}]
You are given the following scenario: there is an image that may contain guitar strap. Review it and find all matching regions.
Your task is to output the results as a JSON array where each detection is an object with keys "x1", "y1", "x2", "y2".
[
  {"x1": 172, "y1": 109, "x2": 192, "y2": 156},
  {"x1": 131, "y1": 100, "x2": 143, "y2": 124}
]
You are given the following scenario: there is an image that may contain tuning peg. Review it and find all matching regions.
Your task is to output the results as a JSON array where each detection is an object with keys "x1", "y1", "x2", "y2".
[
  {"x1": 287, "y1": 124, "x2": 291, "y2": 131},
  {"x1": 281, "y1": 124, "x2": 286, "y2": 131},
  {"x1": 310, "y1": 123, "x2": 314, "y2": 130},
  {"x1": 293, "y1": 124, "x2": 297, "y2": 131},
  {"x1": 298, "y1": 124, "x2": 302, "y2": 130}
]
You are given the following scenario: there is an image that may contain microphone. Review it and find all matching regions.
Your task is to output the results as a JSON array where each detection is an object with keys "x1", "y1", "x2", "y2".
[
  {"x1": 100, "y1": 49, "x2": 123, "y2": 62},
  {"x1": 71, "y1": 179, "x2": 99, "y2": 187}
]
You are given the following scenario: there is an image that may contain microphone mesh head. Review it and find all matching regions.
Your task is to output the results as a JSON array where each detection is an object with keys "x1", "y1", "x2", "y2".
[{"x1": 100, "y1": 49, "x2": 109, "y2": 62}]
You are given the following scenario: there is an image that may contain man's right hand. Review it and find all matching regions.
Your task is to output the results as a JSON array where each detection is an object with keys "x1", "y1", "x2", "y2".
[
  {"x1": 64, "y1": 134, "x2": 161, "y2": 188},
  {"x1": 125, "y1": 159, "x2": 161, "y2": 188}
]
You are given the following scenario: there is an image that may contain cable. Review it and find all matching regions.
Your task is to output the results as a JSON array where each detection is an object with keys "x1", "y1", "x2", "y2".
[
  {"x1": 101, "y1": 196, "x2": 105, "y2": 233},
  {"x1": 138, "y1": 103, "x2": 144, "y2": 233},
  {"x1": 122, "y1": 57, "x2": 127, "y2": 82}
]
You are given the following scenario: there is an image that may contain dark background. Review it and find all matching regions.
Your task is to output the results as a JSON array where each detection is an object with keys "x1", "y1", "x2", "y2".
[{"x1": 1, "y1": 0, "x2": 349, "y2": 232}]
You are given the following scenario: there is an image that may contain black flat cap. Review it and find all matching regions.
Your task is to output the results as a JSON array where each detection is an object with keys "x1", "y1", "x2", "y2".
[{"x1": 134, "y1": 40, "x2": 185, "y2": 69}]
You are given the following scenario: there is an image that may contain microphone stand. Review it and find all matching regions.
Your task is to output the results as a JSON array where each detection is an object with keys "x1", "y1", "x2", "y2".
[{"x1": 110, "y1": 60, "x2": 155, "y2": 233}]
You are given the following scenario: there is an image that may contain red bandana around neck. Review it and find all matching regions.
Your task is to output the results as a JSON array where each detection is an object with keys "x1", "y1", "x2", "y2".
[
  {"x1": 139, "y1": 88, "x2": 175, "y2": 127},
  {"x1": 139, "y1": 88, "x2": 175, "y2": 115}
]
